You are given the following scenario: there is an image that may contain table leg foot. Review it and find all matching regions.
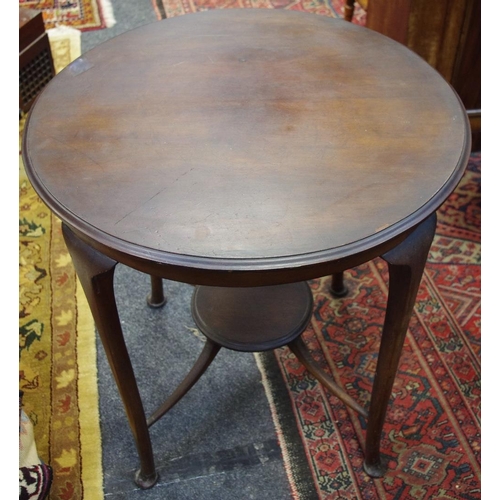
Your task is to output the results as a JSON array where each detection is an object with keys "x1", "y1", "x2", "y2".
[
  {"x1": 147, "y1": 275, "x2": 167, "y2": 308},
  {"x1": 330, "y1": 271, "x2": 348, "y2": 297},
  {"x1": 62, "y1": 224, "x2": 157, "y2": 486},
  {"x1": 362, "y1": 459, "x2": 386, "y2": 478},
  {"x1": 135, "y1": 469, "x2": 159, "y2": 489},
  {"x1": 364, "y1": 214, "x2": 436, "y2": 473}
]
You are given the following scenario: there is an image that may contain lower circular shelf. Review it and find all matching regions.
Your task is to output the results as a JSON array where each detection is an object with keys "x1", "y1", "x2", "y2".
[{"x1": 191, "y1": 282, "x2": 313, "y2": 352}]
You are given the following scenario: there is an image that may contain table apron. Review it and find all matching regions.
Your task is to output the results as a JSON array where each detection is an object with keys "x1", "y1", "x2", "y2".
[{"x1": 63, "y1": 222, "x2": 422, "y2": 287}]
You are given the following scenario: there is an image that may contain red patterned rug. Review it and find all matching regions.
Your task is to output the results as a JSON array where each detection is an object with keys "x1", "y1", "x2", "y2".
[
  {"x1": 151, "y1": 3, "x2": 479, "y2": 497},
  {"x1": 19, "y1": 0, "x2": 116, "y2": 31},
  {"x1": 18, "y1": 1, "x2": 479, "y2": 496},
  {"x1": 257, "y1": 154, "x2": 481, "y2": 499},
  {"x1": 152, "y1": 0, "x2": 366, "y2": 24}
]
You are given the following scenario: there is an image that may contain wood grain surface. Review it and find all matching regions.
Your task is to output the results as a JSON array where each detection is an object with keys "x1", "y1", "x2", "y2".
[{"x1": 23, "y1": 9, "x2": 470, "y2": 273}]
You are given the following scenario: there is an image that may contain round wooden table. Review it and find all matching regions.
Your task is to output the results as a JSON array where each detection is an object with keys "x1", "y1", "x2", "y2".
[{"x1": 23, "y1": 8, "x2": 470, "y2": 488}]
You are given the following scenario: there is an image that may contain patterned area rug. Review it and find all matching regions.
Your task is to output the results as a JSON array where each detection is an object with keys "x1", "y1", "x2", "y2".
[
  {"x1": 147, "y1": 3, "x2": 480, "y2": 495},
  {"x1": 19, "y1": 34, "x2": 103, "y2": 500},
  {"x1": 19, "y1": 128, "x2": 103, "y2": 500},
  {"x1": 258, "y1": 154, "x2": 481, "y2": 499},
  {"x1": 19, "y1": 3, "x2": 479, "y2": 497},
  {"x1": 152, "y1": 0, "x2": 366, "y2": 24},
  {"x1": 19, "y1": 0, "x2": 116, "y2": 31}
]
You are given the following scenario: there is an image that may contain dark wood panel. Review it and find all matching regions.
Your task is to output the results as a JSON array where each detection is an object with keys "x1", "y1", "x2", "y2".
[
  {"x1": 366, "y1": 0, "x2": 481, "y2": 150},
  {"x1": 19, "y1": 8, "x2": 55, "y2": 113},
  {"x1": 19, "y1": 8, "x2": 45, "y2": 51},
  {"x1": 451, "y1": 0, "x2": 481, "y2": 111},
  {"x1": 365, "y1": 0, "x2": 412, "y2": 45}
]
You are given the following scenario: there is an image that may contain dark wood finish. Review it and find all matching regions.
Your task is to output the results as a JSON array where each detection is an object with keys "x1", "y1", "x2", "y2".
[
  {"x1": 147, "y1": 339, "x2": 221, "y2": 427},
  {"x1": 343, "y1": 0, "x2": 369, "y2": 22},
  {"x1": 364, "y1": 213, "x2": 436, "y2": 477},
  {"x1": 147, "y1": 275, "x2": 167, "y2": 308},
  {"x1": 452, "y1": 0, "x2": 481, "y2": 150},
  {"x1": 23, "y1": 9, "x2": 469, "y2": 282},
  {"x1": 19, "y1": 8, "x2": 55, "y2": 113},
  {"x1": 344, "y1": 0, "x2": 356, "y2": 22},
  {"x1": 22, "y1": 9, "x2": 470, "y2": 486},
  {"x1": 192, "y1": 283, "x2": 313, "y2": 352},
  {"x1": 366, "y1": 0, "x2": 467, "y2": 78},
  {"x1": 364, "y1": 0, "x2": 411, "y2": 41},
  {"x1": 330, "y1": 271, "x2": 348, "y2": 297},
  {"x1": 288, "y1": 336, "x2": 368, "y2": 418},
  {"x1": 20, "y1": 8, "x2": 45, "y2": 50},
  {"x1": 467, "y1": 109, "x2": 481, "y2": 134},
  {"x1": 365, "y1": 0, "x2": 480, "y2": 150},
  {"x1": 61, "y1": 224, "x2": 158, "y2": 489},
  {"x1": 150, "y1": 282, "x2": 312, "y2": 434}
]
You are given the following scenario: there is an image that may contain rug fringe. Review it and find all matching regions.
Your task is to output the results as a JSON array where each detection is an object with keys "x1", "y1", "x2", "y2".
[
  {"x1": 76, "y1": 279, "x2": 104, "y2": 500},
  {"x1": 100, "y1": 0, "x2": 117, "y2": 28},
  {"x1": 254, "y1": 353, "x2": 301, "y2": 500}
]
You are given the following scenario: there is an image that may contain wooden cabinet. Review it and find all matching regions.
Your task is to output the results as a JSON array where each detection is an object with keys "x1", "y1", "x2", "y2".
[
  {"x1": 19, "y1": 8, "x2": 55, "y2": 114},
  {"x1": 365, "y1": 0, "x2": 481, "y2": 150}
]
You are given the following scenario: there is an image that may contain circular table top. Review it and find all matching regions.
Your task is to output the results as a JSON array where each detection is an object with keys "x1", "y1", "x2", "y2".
[{"x1": 23, "y1": 8, "x2": 470, "y2": 275}]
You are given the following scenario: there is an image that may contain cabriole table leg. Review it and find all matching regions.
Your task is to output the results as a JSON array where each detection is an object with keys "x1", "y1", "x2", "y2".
[
  {"x1": 62, "y1": 224, "x2": 158, "y2": 489},
  {"x1": 363, "y1": 214, "x2": 437, "y2": 477}
]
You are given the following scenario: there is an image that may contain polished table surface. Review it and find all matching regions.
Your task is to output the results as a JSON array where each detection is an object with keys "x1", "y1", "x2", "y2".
[
  {"x1": 24, "y1": 8, "x2": 468, "y2": 283},
  {"x1": 22, "y1": 8, "x2": 470, "y2": 488}
]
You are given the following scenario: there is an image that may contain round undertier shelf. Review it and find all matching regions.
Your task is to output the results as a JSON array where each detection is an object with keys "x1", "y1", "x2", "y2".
[{"x1": 191, "y1": 282, "x2": 313, "y2": 352}]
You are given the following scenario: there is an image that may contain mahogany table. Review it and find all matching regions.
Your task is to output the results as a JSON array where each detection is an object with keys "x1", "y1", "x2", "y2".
[{"x1": 22, "y1": 9, "x2": 470, "y2": 489}]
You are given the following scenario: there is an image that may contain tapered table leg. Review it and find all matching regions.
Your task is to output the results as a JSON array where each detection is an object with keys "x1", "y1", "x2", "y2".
[
  {"x1": 344, "y1": 0, "x2": 355, "y2": 22},
  {"x1": 62, "y1": 224, "x2": 158, "y2": 489},
  {"x1": 330, "y1": 271, "x2": 348, "y2": 297},
  {"x1": 147, "y1": 275, "x2": 167, "y2": 308},
  {"x1": 363, "y1": 214, "x2": 436, "y2": 477}
]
